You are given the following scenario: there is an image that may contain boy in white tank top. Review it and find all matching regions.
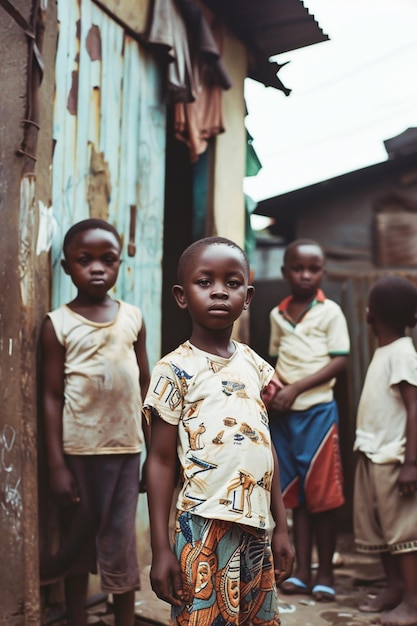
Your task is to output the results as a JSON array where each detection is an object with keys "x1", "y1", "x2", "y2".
[{"x1": 40, "y1": 218, "x2": 150, "y2": 626}]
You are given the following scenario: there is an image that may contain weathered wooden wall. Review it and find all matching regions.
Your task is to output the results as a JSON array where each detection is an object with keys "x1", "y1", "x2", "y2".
[{"x1": 0, "y1": 0, "x2": 57, "y2": 623}]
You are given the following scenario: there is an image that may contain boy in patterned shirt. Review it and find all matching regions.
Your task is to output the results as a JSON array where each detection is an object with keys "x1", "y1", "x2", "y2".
[{"x1": 144, "y1": 236, "x2": 294, "y2": 626}]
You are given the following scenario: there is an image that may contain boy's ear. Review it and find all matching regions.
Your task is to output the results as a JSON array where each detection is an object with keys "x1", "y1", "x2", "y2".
[
  {"x1": 61, "y1": 259, "x2": 70, "y2": 275},
  {"x1": 172, "y1": 284, "x2": 188, "y2": 309},
  {"x1": 409, "y1": 312, "x2": 417, "y2": 329},
  {"x1": 365, "y1": 306, "x2": 373, "y2": 325},
  {"x1": 243, "y1": 285, "x2": 255, "y2": 310}
]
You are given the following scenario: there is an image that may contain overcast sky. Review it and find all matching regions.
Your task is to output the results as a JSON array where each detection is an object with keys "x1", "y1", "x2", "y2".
[{"x1": 244, "y1": 0, "x2": 417, "y2": 202}]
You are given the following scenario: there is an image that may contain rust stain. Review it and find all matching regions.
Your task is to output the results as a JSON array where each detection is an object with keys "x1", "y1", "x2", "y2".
[
  {"x1": 67, "y1": 70, "x2": 79, "y2": 115},
  {"x1": 87, "y1": 143, "x2": 111, "y2": 221},
  {"x1": 128, "y1": 205, "x2": 136, "y2": 257},
  {"x1": 86, "y1": 24, "x2": 102, "y2": 61},
  {"x1": 66, "y1": 19, "x2": 81, "y2": 115}
]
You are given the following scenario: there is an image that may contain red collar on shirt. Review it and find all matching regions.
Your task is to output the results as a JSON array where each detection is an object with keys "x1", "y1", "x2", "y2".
[{"x1": 278, "y1": 289, "x2": 326, "y2": 312}]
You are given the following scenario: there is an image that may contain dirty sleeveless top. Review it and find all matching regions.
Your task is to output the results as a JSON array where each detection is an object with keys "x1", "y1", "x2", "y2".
[{"x1": 48, "y1": 301, "x2": 144, "y2": 455}]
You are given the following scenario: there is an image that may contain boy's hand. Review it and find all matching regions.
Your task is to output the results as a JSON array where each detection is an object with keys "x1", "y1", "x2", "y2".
[
  {"x1": 262, "y1": 376, "x2": 284, "y2": 411},
  {"x1": 271, "y1": 529, "x2": 295, "y2": 586},
  {"x1": 270, "y1": 383, "x2": 300, "y2": 412},
  {"x1": 49, "y1": 464, "x2": 80, "y2": 507},
  {"x1": 398, "y1": 462, "x2": 417, "y2": 496},
  {"x1": 150, "y1": 547, "x2": 188, "y2": 606}
]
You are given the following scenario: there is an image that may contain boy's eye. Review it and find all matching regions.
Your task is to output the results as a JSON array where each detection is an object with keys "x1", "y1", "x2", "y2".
[
  {"x1": 198, "y1": 279, "x2": 211, "y2": 287},
  {"x1": 78, "y1": 257, "x2": 90, "y2": 266},
  {"x1": 104, "y1": 256, "x2": 118, "y2": 265},
  {"x1": 227, "y1": 280, "x2": 241, "y2": 288}
]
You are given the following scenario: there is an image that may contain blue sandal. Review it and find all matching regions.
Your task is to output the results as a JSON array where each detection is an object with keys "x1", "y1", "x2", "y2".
[
  {"x1": 281, "y1": 576, "x2": 311, "y2": 595},
  {"x1": 312, "y1": 584, "x2": 336, "y2": 601}
]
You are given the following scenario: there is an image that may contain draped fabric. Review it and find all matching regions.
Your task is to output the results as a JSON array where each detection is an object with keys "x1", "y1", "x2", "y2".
[{"x1": 145, "y1": 0, "x2": 232, "y2": 161}]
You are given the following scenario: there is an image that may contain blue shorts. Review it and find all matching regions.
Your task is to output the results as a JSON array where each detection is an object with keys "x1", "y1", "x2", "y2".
[{"x1": 270, "y1": 401, "x2": 344, "y2": 513}]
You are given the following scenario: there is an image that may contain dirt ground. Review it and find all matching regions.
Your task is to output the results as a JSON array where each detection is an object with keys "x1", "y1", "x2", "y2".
[{"x1": 43, "y1": 532, "x2": 388, "y2": 626}]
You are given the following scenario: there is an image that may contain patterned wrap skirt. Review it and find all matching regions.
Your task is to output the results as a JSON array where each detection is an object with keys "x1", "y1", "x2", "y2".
[{"x1": 171, "y1": 511, "x2": 281, "y2": 626}]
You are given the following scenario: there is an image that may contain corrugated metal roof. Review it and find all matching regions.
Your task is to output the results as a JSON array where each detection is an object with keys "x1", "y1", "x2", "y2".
[
  {"x1": 205, "y1": 0, "x2": 329, "y2": 57},
  {"x1": 201, "y1": 0, "x2": 329, "y2": 93}
]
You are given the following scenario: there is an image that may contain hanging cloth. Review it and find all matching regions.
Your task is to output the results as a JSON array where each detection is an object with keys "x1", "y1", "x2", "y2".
[
  {"x1": 144, "y1": 0, "x2": 196, "y2": 102},
  {"x1": 174, "y1": 10, "x2": 231, "y2": 162}
]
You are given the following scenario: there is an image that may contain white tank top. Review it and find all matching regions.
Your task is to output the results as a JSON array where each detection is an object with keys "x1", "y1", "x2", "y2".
[{"x1": 48, "y1": 300, "x2": 144, "y2": 455}]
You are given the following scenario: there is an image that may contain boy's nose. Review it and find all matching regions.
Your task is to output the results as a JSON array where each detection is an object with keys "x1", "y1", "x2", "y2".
[
  {"x1": 90, "y1": 262, "x2": 105, "y2": 273},
  {"x1": 211, "y1": 285, "x2": 228, "y2": 298}
]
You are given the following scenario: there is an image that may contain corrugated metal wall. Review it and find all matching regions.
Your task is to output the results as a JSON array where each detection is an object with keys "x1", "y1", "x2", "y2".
[{"x1": 51, "y1": 0, "x2": 166, "y2": 368}]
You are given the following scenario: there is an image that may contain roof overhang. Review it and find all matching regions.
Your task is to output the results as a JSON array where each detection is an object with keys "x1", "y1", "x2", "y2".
[
  {"x1": 255, "y1": 152, "x2": 417, "y2": 219},
  {"x1": 201, "y1": 0, "x2": 329, "y2": 94}
]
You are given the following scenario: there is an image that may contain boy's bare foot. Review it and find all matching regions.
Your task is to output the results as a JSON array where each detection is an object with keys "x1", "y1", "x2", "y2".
[
  {"x1": 358, "y1": 589, "x2": 402, "y2": 613},
  {"x1": 376, "y1": 593, "x2": 417, "y2": 625}
]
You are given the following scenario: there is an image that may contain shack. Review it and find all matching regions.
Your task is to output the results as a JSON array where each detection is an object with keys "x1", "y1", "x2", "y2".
[{"x1": 0, "y1": 0, "x2": 329, "y2": 622}]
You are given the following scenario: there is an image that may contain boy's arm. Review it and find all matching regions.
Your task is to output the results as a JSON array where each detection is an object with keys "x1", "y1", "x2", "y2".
[
  {"x1": 270, "y1": 355, "x2": 347, "y2": 412},
  {"x1": 41, "y1": 317, "x2": 79, "y2": 505},
  {"x1": 398, "y1": 381, "x2": 417, "y2": 496},
  {"x1": 134, "y1": 321, "x2": 151, "y2": 492},
  {"x1": 270, "y1": 444, "x2": 294, "y2": 585},
  {"x1": 134, "y1": 321, "x2": 151, "y2": 448},
  {"x1": 146, "y1": 410, "x2": 184, "y2": 606}
]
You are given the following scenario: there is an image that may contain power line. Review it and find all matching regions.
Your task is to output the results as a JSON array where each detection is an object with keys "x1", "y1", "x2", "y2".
[
  {"x1": 254, "y1": 103, "x2": 417, "y2": 159},
  {"x1": 280, "y1": 38, "x2": 417, "y2": 97}
]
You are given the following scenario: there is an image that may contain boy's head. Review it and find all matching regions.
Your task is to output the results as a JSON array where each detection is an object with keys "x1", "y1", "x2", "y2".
[
  {"x1": 62, "y1": 218, "x2": 122, "y2": 259},
  {"x1": 281, "y1": 238, "x2": 325, "y2": 300},
  {"x1": 173, "y1": 236, "x2": 254, "y2": 328},
  {"x1": 61, "y1": 219, "x2": 123, "y2": 296},
  {"x1": 176, "y1": 236, "x2": 250, "y2": 284},
  {"x1": 368, "y1": 276, "x2": 417, "y2": 332}
]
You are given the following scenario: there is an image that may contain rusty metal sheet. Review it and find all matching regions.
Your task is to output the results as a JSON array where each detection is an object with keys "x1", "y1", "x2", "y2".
[
  {"x1": 92, "y1": 0, "x2": 150, "y2": 36},
  {"x1": 51, "y1": 0, "x2": 166, "y2": 367}
]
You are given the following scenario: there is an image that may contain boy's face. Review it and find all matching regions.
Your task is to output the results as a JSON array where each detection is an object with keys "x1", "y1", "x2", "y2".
[
  {"x1": 173, "y1": 243, "x2": 254, "y2": 329},
  {"x1": 62, "y1": 228, "x2": 122, "y2": 298},
  {"x1": 281, "y1": 244, "x2": 325, "y2": 300}
]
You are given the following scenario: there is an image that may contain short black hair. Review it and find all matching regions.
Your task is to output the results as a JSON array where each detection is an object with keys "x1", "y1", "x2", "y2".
[
  {"x1": 369, "y1": 275, "x2": 417, "y2": 330},
  {"x1": 63, "y1": 219, "x2": 122, "y2": 258},
  {"x1": 177, "y1": 236, "x2": 250, "y2": 283},
  {"x1": 283, "y1": 238, "x2": 324, "y2": 264}
]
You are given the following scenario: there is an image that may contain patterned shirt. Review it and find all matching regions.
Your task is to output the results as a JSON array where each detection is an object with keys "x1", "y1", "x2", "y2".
[{"x1": 143, "y1": 341, "x2": 275, "y2": 530}]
